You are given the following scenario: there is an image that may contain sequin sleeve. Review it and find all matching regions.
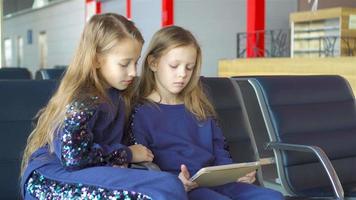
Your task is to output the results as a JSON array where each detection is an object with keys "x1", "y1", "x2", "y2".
[{"x1": 59, "y1": 98, "x2": 132, "y2": 170}]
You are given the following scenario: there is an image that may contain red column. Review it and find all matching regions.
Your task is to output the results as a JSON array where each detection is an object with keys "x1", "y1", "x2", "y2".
[
  {"x1": 126, "y1": 0, "x2": 131, "y2": 19},
  {"x1": 162, "y1": 0, "x2": 174, "y2": 27},
  {"x1": 85, "y1": 0, "x2": 102, "y2": 22},
  {"x1": 247, "y1": 0, "x2": 265, "y2": 57},
  {"x1": 96, "y1": 0, "x2": 101, "y2": 14}
]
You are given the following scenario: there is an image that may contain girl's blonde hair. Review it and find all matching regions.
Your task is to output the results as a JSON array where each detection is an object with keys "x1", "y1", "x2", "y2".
[
  {"x1": 139, "y1": 25, "x2": 216, "y2": 120},
  {"x1": 21, "y1": 13, "x2": 144, "y2": 175}
]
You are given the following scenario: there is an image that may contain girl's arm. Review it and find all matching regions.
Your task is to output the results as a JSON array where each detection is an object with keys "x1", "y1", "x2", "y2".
[
  {"x1": 56, "y1": 100, "x2": 132, "y2": 170},
  {"x1": 128, "y1": 107, "x2": 156, "y2": 162},
  {"x1": 130, "y1": 107, "x2": 151, "y2": 147},
  {"x1": 212, "y1": 120, "x2": 233, "y2": 166}
]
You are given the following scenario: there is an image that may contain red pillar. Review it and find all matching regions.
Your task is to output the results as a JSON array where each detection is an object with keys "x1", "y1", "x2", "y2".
[
  {"x1": 96, "y1": 0, "x2": 101, "y2": 14},
  {"x1": 247, "y1": 0, "x2": 265, "y2": 57},
  {"x1": 162, "y1": 0, "x2": 174, "y2": 27},
  {"x1": 126, "y1": 0, "x2": 131, "y2": 19},
  {"x1": 85, "y1": 0, "x2": 102, "y2": 21}
]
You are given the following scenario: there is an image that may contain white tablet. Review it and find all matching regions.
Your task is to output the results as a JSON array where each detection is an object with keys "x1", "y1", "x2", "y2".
[{"x1": 189, "y1": 162, "x2": 260, "y2": 187}]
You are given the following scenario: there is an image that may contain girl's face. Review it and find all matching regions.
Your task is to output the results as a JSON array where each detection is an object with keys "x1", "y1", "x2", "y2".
[
  {"x1": 98, "y1": 38, "x2": 142, "y2": 90},
  {"x1": 151, "y1": 44, "x2": 197, "y2": 98}
]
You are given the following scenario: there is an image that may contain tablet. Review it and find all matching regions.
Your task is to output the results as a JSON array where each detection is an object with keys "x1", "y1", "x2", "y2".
[{"x1": 189, "y1": 162, "x2": 260, "y2": 187}]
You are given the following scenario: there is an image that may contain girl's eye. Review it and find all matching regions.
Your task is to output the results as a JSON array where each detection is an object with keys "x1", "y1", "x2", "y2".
[
  {"x1": 186, "y1": 66, "x2": 194, "y2": 71},
  {"x1": 169, "y1": 64, "x2": 178, "y2": 69},
  {"x1": 119, "y1": 63, "x2": 129, "y2": 67}
]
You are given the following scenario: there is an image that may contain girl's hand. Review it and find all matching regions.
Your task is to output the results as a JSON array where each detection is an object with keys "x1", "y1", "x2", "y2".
[
  {"x1": 128, "y1": 144, "x2": 154, "y2": 163},
  {"x1": 178, "y1": 164, "x2": 199, "y2": 192},
  {"x1": 237, "y1": 170, "x2": 256, "y2": 184}
]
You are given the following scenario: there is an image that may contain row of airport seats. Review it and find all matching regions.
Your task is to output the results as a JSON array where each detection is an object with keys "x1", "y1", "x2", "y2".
[
  {"x1": 257, "y1": 76, "x2": 356, "y2": 199},
  {"x1": 0, "y1": 67, "x2": 32, "y2": 79},
  {"x1": 35, "y1": 67, "x2": 66, "y2": 80},
  {"x1": 1, "y1": 75, "x2": 355, "y2": 199},
  {"x1": 0, "y1": 66, "x2": 66, "y2": 80},
  {"x1": 203, "y1": 75, "x2": 356, "y2": 200},
  {"x1": 0, "y1": 80, "x2": 58, "y2": 199}
]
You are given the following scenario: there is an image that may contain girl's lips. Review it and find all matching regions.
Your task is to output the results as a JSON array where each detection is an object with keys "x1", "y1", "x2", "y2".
[
  {"x1": 173, "y1": 82, "x2": 185, "y2": 87},
  {"x1": 122, "y1": 80, "x2": 133, "y2": 84}
]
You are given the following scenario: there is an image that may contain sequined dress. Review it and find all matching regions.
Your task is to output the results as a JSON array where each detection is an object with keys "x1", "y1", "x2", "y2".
[{"x1": 21, "y1": 88, "x2": 187, "y2": 200}]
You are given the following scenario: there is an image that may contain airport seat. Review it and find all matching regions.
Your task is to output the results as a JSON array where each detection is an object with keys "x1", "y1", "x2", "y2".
[
  {"x1": 35, "y1": 68, "x2": 66, "y2": 80},
  {"x1": 201, "y1": 77, "x2": 262, "y2": 185},
  {"x1": 0, "y1": 80, "x2": 58, "y2": 199},
  {"x1": 53, "y1": 65, "x2": 68, "y2": 69},
  {"x1": 233, "y1": 77, "x2": 280, "y2": 187},
  {"x1": 248, "y1": 75, "x2": 356, "y2": 200},
  {"x1": 0, "y1": 67, "x2": 32, "y2": 79}
]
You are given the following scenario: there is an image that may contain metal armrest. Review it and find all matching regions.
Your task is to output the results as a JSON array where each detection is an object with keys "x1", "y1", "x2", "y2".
[
  {"x1": 131, "y1": 162, "x2": 161, "y2": 171},
  {"x1": 259, "y1": 157, "x2": 275, "y2": 165},
  {"x1": 266, "y1": 142, "x2": 344, "y2": 200}
]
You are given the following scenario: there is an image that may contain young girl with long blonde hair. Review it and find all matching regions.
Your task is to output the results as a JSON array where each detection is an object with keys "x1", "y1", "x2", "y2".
[
  {"x1": 21, "y1": 14, "x2": 186, "y2": 200},
  {"x1": 131, "y1": 25, "x2": 284, "y2": 200}
]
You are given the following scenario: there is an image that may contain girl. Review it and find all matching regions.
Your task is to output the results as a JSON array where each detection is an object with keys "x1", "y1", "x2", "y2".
[
  {"x1": 21, "y1": 14, "x2": 186, "y2": 200},
  {"x1": 131, "y1": 26, "x2": 284, "y2": 200}
]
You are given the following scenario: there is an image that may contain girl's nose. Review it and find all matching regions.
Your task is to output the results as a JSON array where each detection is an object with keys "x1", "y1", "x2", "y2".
[
  {"x1": 128, "y1": 65, "x2": 137, "y2": 77},
  {"x1": 178, "y1": 66, "x2": 187, "y2": 78}
]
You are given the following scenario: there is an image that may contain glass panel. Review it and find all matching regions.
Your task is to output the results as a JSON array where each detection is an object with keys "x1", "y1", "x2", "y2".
[
  {"x1": 17, "y1": 36, "x2": 23, "y2": 67},
  {"x1": 4, "y1": 38, "x2": 12, "y2": 67},
  {"x1": 38, "y1": 31, "x2": 47, "y2": 69}
]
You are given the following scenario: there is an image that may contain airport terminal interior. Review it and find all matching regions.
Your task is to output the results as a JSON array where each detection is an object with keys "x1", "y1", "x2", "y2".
[{"x1": 1, "y1": 0, "x2": 356, "y2": 199}]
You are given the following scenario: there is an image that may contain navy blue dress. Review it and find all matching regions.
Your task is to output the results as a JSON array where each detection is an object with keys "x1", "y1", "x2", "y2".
[
  {"x1": 132, "y1": 102, "x2": 284, "y2": 200},
  {"x1": 21, "y1": 89, "x2": 187, "y2": 200}
]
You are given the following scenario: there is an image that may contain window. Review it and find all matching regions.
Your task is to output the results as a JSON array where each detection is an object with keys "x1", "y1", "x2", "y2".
[
  {"x1": 4, "y1": 38, "x2": 12, "y2": 67},
  {"x1": 17, "y1": 37, "x2": 24, "y2": 67},
  {"x1": 38, "y1": 31, "x2": 47, "y2": 68}
]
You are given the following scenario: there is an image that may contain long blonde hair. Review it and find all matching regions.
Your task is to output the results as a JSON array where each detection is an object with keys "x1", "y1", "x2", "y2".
[
  {"x1": 139, "y1": 25, "x2": 215, "y2": 121},
  {"x1": 21, "y1": 13, "x2": 144, "y2": 175}
]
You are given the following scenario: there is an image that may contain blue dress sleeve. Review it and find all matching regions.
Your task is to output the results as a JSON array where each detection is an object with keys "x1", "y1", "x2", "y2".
[
  {"x1": 56, "y1": 99, "x2": 132, "y2": 170},
  {"x1": 212, "y1": 120, "x2": 233, "y2": 166}
]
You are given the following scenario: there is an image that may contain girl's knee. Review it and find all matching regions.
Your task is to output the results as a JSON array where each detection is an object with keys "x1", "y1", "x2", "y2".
[
  {"x1": 160, "y1": 172, "x2": 184, "y2": 188},
  {"x1": 189, "y1": 188, "x2": 231, "y2": 200},
  {"x1": 153, "y1": 173, "x2": 187, "y2": 200},
  {"x1": 233, "y1": 182, "x2": 284, "y2": 200},
  {"x1": 261, "y1": 188, "x2": 284, "y2": 200}
]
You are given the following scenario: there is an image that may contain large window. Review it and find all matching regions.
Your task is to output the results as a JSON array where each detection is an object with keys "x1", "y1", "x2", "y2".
[
  {"x1": 17, "y1": 36, "x2": 23, "y2": 67},
  {"x1": 38, "y1": 31, "x2": 47, "y2": 68},
  {"x1": 4, "y1": 38, "x2": 12, "y2": 67}
]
